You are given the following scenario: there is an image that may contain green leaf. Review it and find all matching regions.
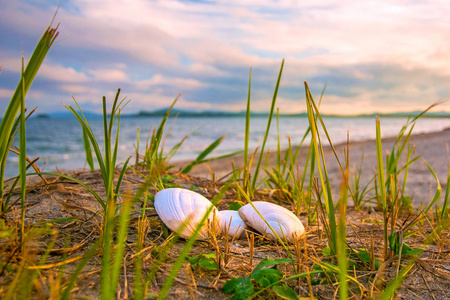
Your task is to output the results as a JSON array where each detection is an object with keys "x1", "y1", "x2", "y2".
[
  {"x1": 186, "y1": 255, "x2": 202, "y2": 266},
  {"x1": 186, "y1": 253, "x2": 218, "y2": 270},
  {"x1": 253, "y1": 258, "x2": 293, "y2": 271},
  {"x1": 321, "y1": 246, "x2": 332, "y2": 257},
  {"x1": 198, "y1": 258, "x2": 219, "y2": 270},
  {"x1": 0, "y1": 24, "x2": 58, "y2": 209},
  {"x1": 388, "y1": 232, "x2": 422, "y2": 255},
  {"x1": 229, "y1": 202, "x2": 243, "y2": 211},
  {"x1": 222, "y1": 278, "x2": 239, "y2": 294},
  {"x1": 355, "y1": 249, "x2": 381, "y2": 269},
  {"x1": 82, "y1": 127, "x2": 95, "y2": 171},
  {"x1": 223, "y1": 276, "x2": 254, "y2": 300},
  {"x1": 272, "y1": 284, "x2": 298, "y2": 300},
  {"x1": 407, "y1": 248, "x2": 423, "y2": 256},
  {"x1": 201, "y1": 253, "x2": 217, "y2": 259},
  {"x1": 181, "y1": 135, "x2": 226, "y2": 174},
  {"x1": 251, "y1": 268, "x2": 282, "y2": 287}
]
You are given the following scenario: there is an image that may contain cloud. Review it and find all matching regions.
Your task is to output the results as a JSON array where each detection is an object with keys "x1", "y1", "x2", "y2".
[
  {"x1": 135, "y1": 74, "x2": 204, "y2": 91},
  {"x1": 87, "y1": 68, "x2": 128, "y2": 83},
  {"x1": 39, "y1": 63, "x2": 90, "y2": 82},
  {"x1": 0, "y1": 88, "x2": 14, "y2": 98},
  {"x1": 0, "y1": 0, "x2": 449, "y2": 116}
]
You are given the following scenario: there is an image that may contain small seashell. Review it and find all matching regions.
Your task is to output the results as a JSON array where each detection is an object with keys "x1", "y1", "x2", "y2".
[
  {"x1": 218, "y1": 210, "x2": 248, "y2": 238},
  {"x1": 238, "y1": 201, "x2": 305, "y2": 242},
  {"x1": 154, "y1": 188, "x2": 220, "y2": 239}
]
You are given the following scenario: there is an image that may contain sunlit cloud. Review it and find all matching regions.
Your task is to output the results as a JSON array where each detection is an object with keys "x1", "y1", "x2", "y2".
[{"x1": 0, "y1": 0, "x2": 449, "y2": 115}]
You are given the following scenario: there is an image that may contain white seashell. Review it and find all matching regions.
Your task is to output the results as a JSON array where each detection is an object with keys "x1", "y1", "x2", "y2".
[
  {"x1": 218, "y1": 210, "x2": 248, "y2": 239},
  {"x1": 238, "y1": 201, "x2": 305, "y2": 242},
  {"x1": 154, "y1": 188, "x2": 220, "y2": 239}
]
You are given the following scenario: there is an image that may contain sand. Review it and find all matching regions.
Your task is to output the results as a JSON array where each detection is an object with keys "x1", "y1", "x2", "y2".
[
  {"x1": 2, "y1": 128, "x2": 449, "y2": 299},
  {"x1": 175, "y1": 127, "x2": 450, "y2": 206}
]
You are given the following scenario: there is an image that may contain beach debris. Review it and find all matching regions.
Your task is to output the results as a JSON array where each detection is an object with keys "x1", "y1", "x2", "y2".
[
  {"x1": 218, "y1": 210, "x2": 248, "y2": 238},
  {"x1": 154, "y1": 188, "x2": 220, "y2": 239},
  {"x1": 238, "y1": 201, "x2": 305, "y2": 242}
]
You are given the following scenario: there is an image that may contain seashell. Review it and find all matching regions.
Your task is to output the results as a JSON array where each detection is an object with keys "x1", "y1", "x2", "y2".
[
  {"x1": 238, "y1": 201, "x2": 305, "y2": 242},
  {"x1": 154, "y1": 188, "x2": 220, "y2": 239},
  {"x1": 218, "y1": 210, "x2": 248, "y2": 239}
]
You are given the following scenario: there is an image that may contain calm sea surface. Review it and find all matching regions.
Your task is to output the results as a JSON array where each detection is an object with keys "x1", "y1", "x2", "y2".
[{"x1": 4, "y1": 116, "x2": 450, "y2": 178}]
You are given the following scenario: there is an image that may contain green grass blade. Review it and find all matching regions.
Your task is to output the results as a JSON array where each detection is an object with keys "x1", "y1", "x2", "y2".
[
  {"x1": 375, "y1": 116, "x2": 388, "y2": 259},
  {"x1": 337, "y1": 171, "x2": 349, "y2": 299},
  {"x1": 251, "y1": 59, "x2": 284, "y2": 189},
  {"x1": 181, "y1": 135, "x2": 226, "y2": 174},
  {"x1": 244, "y1": 68, "x2": 252, "y2": 170},
  {"x1": 423, "y1": 161, "x2": 442, "y2": 215},
  {"x1": 152, "y1": 96, "x2": 179, "y2": 158},
  {"x1": 378, "y1": 259, "x2": 417, "y2": 300},
  {"x1": 19, "y1": 56, "x2": 27, "y2": 247},
  {"x1": 234, "y1": 183, "x2": 294, "y2": 264},
  {"x1": 61, "y1": 239, "x2": 101, "y2": 300},
  {"x1": 114, "y1": 157, "x2": 131, "y2": 201},
  {"x1": 82, "y1": 127, "x2": 95, "y2": 171},
  {"x1": 441, "y1": 170, "x2": 450, "y2": 220},
  {"x1": 0, "y1": 24, "x2": 58, "y2": 204},
  {"x1": 276, "y1": 109, "x2": 281, "y2": 171},
  {"x1": 102, "y1": 96, "x2": 110, "y2": 183},
  {"x1": 64, "y1": 102, "x2": 107, "y2": 183},
  {"x1": 304, "y1": 81, "x2": 337, "y2": 253},
  {"x1": 110, "y1": 196, "x2": 133, "y2": 294},
  {"x1": 33, "y1": 172, "x2": 105, "y2": 209}
]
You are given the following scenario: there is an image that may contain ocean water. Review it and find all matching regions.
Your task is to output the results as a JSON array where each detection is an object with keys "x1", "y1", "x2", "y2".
[{"x1": 4, "y1": 115, "x2": 450, "y2": 178}]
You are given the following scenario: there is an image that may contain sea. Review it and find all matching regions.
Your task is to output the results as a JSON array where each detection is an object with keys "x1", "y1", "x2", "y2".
[{"x1": 3, "y1": 115, "x2": 450, "y2": 179}]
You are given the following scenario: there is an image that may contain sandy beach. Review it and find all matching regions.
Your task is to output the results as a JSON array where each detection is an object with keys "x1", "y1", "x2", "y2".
[
  {"x1": 3, "y1": 126, "x2": 449, "y2": 299},
  {"x1": 176, "y1": 127, "x2": 450, "y2": 206}
]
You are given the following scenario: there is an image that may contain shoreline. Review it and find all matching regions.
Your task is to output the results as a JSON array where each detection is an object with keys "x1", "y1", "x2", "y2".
[{"x1": 174, "y1": 127, "x2": 450, "y2": 205}]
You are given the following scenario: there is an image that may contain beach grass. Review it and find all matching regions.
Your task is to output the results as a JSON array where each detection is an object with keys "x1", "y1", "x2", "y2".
[{"x1": 1, "y1": 24, "x2": 449, "y2": 300}]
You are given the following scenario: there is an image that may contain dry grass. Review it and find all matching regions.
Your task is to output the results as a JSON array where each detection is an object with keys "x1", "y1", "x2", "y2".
[{"x1": 1, "y1": 167, "x2": 448, "y2": 299}]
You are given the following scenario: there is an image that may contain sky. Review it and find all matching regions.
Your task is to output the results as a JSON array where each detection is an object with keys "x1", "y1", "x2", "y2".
[{"x1": 1, "y1": 0, "x2": 450, "y2": 116}]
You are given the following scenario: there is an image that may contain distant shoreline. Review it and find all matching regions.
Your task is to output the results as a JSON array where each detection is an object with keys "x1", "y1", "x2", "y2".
[{"x1": 29, "y1": 109, "x2": 450, "y2": 119}]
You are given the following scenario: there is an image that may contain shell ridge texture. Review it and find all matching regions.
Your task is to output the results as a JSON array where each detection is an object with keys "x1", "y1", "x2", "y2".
[
  {"x1": 154, "y1": 188, "x2": 218, "y2": 240},
  {"x1": 238, "y1": 201, "x2": 305, "y2": 242}
]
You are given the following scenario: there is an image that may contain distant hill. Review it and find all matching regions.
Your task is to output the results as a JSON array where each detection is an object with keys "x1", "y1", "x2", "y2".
[
  {"x1": 350, "y1": 111, "x2": 450, "y2": 118},
  {"x1": 30, "y1": 111, "x2": 104, "y2": 119},
  {"x1": 132, "y1": 108, "x2": 287, "y2": 118},
  {"x1": 130, "y1": 108, "x2": 449, "y2": 118},
  {"x1": 26, "y1": 108, "x2": 450, "y2": 119}
]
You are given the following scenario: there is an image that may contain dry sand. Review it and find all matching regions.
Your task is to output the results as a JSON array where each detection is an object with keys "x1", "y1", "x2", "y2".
[
  {"x1": 175, "y1": 127, "x2": 450, "y2": 206},
  {"x1": 3, "y1": 128, "x2": 449, "y2": 299}
]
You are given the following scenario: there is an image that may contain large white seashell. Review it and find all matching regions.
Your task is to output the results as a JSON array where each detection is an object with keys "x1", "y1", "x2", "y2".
[
  {"x1": 218, "y1": 210, "x2": 248, "y2": 239},
  {"x1": 154, "y1": 188, "x2": 220, "y2": 239},
  {"x1": 238, "y1": 201, "x2": 305, "y2": 242}
]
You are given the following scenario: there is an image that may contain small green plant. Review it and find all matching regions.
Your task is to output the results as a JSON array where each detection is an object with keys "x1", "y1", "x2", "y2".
[
  {"x1": 141, "y1": 96, "x2": 181, "y2": 175},
  {"x1": 186, "y1": 253, "x2": 219, "y2": 270},
  {"x1": 0, "y1": 24, "x2": 58, "y2": 212},
  {"x1": 63, "y1": 89, "x2": 133, "y2": 299},
  {"x1": 223, "y1": 258, "x2": 297, "y2": 300},
  {"x1": 304, "y1": 82, "x2": 339, "y2": 255},
  {"x1": 244, "y1": 60, "x2": 284, "y2": 198},
  {"x1": 138, "y1": 97, "x2": 240, "y2": 182},
  {"x1": 350, "y1": 155, "x2": 375, "y2": 209},
  {"x1": 181, "y1": 135, "x2": 241, "y2": 174}
]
